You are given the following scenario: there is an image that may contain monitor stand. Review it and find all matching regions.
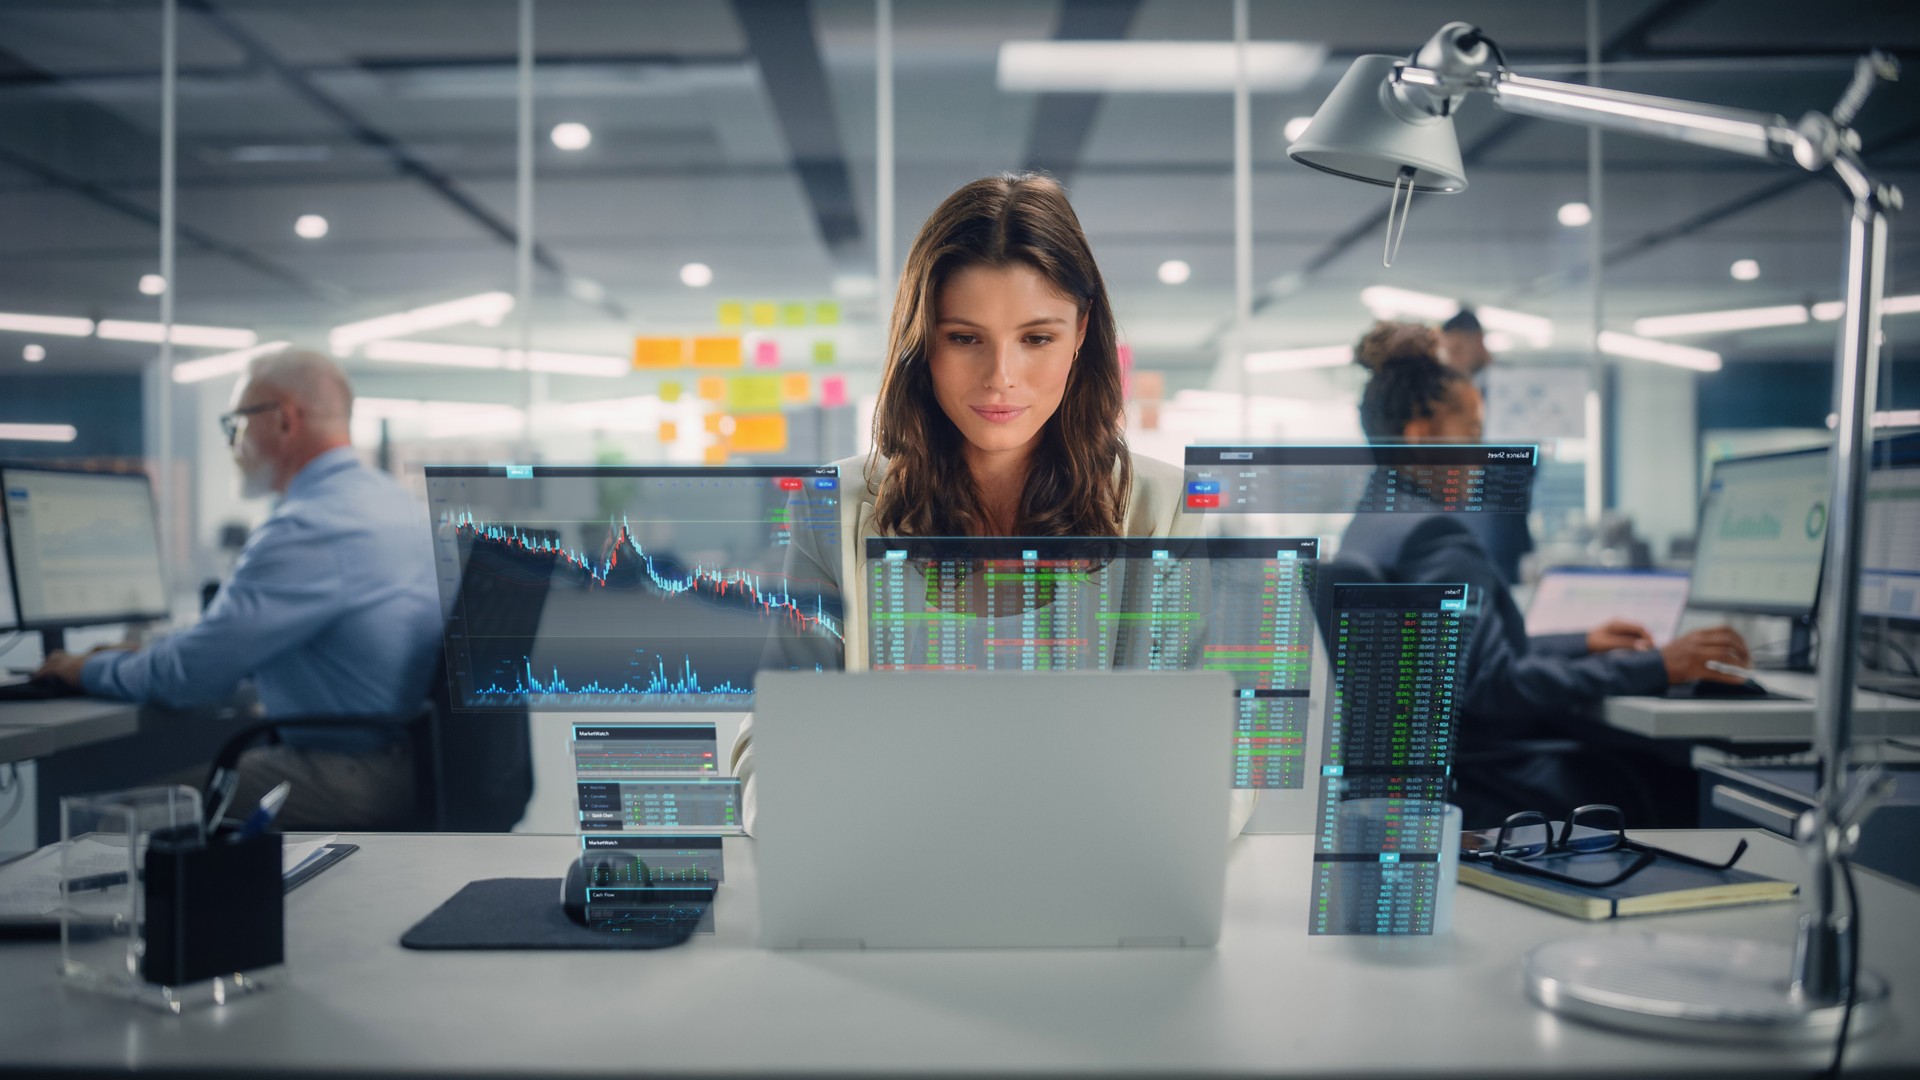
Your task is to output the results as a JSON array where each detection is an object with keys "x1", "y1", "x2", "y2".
[
  {"x1": 1773, "y1": 617, "x2": 1816, "y2": 673},
  {"x1": 37, "y1": 628, "x2": 67, "y2": 655}
]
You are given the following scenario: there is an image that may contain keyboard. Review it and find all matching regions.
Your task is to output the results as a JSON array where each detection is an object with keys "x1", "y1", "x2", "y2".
[{"x1": 0, "y1": 676, "x2": 83, "y2": 702}]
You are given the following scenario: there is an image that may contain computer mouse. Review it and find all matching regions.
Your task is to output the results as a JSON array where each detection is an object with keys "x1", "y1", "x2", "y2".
[{"x1": 559, "y1": 853, "x2": 651, "y2": 925}]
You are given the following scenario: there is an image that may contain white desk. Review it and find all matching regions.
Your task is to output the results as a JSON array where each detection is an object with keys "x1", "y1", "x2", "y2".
[
  {"x1": 1605, "y1": 671, "x2": 1920, "y2": 741},
  {"x1": 0, "y1": 698, "x2": 139, "y2": 763},
  {"x1": 1, "y1": 830, "x2": 1916, "y2": 1077}
]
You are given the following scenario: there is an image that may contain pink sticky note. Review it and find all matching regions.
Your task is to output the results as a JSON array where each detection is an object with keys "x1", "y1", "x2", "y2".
[
  {"x1": 1117, "y1": 342, "x2": 1134, "y2": 398},
  {"x1": 754, "y1": 339, "x2": 780, "y2": 367},
  {"x1": 821, "y1": 375, "x2": 847, "y2": 408}
]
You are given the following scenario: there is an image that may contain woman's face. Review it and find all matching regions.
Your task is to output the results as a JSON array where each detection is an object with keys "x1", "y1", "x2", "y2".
[
  {"x1": 1404, "y1": 380, "x2": 1484, "y2": 443},
  {"x1": 928, "y1": 262, "x2": 1087, "y2": 465}
]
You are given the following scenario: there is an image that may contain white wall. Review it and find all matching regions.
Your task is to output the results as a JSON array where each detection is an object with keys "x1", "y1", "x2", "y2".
[{"x1": 1614, "y1": 362, "x2": 1701, "y2": 557}]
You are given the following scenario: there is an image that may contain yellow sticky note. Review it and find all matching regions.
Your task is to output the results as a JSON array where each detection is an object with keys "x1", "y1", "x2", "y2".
[
  {"x1": 814, "y1": 301, "x2": 840, "y2": 326},
  {"x1": 704, "y1": 444, "x2": 731, "y2": 465},
  {"x1": 693, "y1": 336, "x2": 742, "y2": 368},
  {"x1": 658, "y1": 420, "x2": 678, "y2": 443},
  {"x1": 812, "y1": 340, "x2": 836, "y2": 364},
  {"x1": 780, "y1": 373, "x2": 811, "y2": 403},
  {"x1": 717, "y1": 300, "x2": 745, "y2": 327},
  {"x1": 728, "y1": 413, "x2": 788, "y2": 454},
  {"x1": 750, "y1": 302, "x2": 778, "y2": 327},
  {"x1": 781, "y1": 302, "x2": 809, "y2": 326},
  {"x1": 728, "y1": 375, "x2": 782, "y2": 412},
  {"x1": 697, "y1": 376, "x2": 728, "y2": 402},
  {"x1": 634, "y1": 337, "x2": 684, "y2": 369},
  {"x1": 659, "y1": 380, "x2": 683, "y2": 403}
]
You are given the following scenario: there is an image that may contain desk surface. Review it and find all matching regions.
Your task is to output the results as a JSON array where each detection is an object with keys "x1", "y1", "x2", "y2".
[
  {"x1": 2, "y1": 831, "x2": 1917, "y2": 1077},
  {"x1": 1606, "y1": 671, "x2": 1920, "y2": 740},
  {"x1": 0, "y1": 698, "x2": 139, "y2": 763}
]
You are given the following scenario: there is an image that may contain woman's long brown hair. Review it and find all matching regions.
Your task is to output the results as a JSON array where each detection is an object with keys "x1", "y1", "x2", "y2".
[{"x1": 868, "y1": 173, "x2": 1130, "y2": 537}]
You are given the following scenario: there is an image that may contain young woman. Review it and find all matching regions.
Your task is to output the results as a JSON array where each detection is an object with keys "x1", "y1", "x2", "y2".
[
  {"x1": 1340, "y1": 323, "x2": 1751, "y2": 826},
  {"x1": 736, "y1": 173, "x2": 1252, "y2": 829}
]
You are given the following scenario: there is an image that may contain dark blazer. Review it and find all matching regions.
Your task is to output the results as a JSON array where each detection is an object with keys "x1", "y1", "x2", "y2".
[{"x1": 1337, "y1": 512, "x2": 1668, "y2": 749}]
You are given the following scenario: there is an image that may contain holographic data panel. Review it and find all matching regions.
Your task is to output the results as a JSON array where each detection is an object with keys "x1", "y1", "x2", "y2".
[
  {"x1": 1309, "y1": 583, "x2": 1471, "y2": 936},
  {"x1": 865, "y1": 537, "x2": 1318, "y2": 789},
  {"x1": 425, "y1": 466, "x2": 842, "y2": 711},
  {"x1": 1182, "y1": 445, "x2": 1538, "y2": 515}
]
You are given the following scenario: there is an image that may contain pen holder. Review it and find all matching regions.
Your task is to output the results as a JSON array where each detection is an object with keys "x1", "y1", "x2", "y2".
[{"x1": 59, "y1": 785, "x2": 286, "y2": 1013}]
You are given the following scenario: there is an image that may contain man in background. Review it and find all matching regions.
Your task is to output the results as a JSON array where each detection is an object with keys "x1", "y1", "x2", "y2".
[
  {"x1": 1438, "y1": 306, "x2": 1532, "y2": 584},
  {"x1": 37, "y1": 348, "x2": 442, "y2": 828}
]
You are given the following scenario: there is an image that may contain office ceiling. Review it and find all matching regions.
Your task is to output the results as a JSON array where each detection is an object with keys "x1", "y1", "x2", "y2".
[{"x1": 1, "y1": 0, "x2": 1918, "y2": 384}]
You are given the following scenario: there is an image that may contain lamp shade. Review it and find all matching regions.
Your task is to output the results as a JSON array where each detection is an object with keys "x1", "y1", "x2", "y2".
[{"x1": 1288, "y1": 54, "x2": 1467, "y2": 193}]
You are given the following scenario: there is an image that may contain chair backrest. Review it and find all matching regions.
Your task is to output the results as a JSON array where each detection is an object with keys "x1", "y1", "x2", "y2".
[{"x1": 422, "y1": 534, "x2": 557, "y2": 831}]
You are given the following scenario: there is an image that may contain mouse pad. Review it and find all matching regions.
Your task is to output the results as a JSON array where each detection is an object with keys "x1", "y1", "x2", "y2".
[{"x1": 400, "y1": 878, "x2": 706, "y2": 950}]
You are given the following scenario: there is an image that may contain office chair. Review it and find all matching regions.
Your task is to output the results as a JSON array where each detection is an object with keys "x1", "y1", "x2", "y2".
[{"x1": 206, "y1": 535, "x2": 549, "y2": 832}]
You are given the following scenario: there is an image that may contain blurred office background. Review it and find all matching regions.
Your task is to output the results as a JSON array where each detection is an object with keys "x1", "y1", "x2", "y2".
[{"x1": 3, "y1": 0, "x2": 1918, "y2": 834}]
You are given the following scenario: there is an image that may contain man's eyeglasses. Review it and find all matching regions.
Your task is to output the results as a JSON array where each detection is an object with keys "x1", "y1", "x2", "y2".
[
  {"x1": 219, "y1": 402, "x2": 279, "y2": 443},
  {"x1": 1470, "y1": 804, "x2": 1748, "y2": 890}
]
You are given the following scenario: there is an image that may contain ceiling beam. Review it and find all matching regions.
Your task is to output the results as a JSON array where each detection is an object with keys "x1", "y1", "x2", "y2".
[
  {"x1": 730, "y1": 0, "x2": 863, "y2": 267},
  {"x1": 1019, "y1": 0, "x2": 1145, "y2": 187}
]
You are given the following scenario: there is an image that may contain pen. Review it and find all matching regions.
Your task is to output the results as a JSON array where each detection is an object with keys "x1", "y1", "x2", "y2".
[
  {"x1": 205, "y1": 767, "x2": 240, "y2": 827},
  {"x1": 61, "y1": 870, "x2": 135, "y2": 893},
  {"x1": 1705, "y1": 660, "x2": 1762, "y2": 682},
  {"x1": 235, "y1": 781, "x2": 292, "y2": 839}
]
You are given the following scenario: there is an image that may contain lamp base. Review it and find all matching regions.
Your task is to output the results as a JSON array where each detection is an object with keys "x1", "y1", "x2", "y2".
[{"x1": 1524, "y1": 933, "x2": 1887, "y2": 1043}]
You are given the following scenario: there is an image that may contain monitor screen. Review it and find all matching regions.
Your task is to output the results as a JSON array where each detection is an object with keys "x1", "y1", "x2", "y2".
[
  {"x1": 1688, "y1": 448, "x2": 1829, "y2": 616},
  {"x1": 0, "y1": 511, "x2": 18, "y2": 632},
  {"x1": 2, "y1": 466, "x2": 169, "y2": 629},
  {"x1": 423, "y1": 465, "x2": 843, "y2": 711},
  {"x1": 1861, "y1": 441, "x2": 1920, "y2": 624},
  {"x1": 1524, "y1": 568, "x2": 1690, "y2": 646}
]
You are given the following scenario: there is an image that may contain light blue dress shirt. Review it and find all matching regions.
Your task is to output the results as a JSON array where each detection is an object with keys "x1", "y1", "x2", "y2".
[{"x1": 83, "y1": 448, "x2": 443, "y2": 749}]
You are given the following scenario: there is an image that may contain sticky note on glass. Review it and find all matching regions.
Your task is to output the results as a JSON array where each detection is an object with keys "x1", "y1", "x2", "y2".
[
  {"x1": 660, "y1": 380, "x2": 683, "y2": 403},
  {"x1": 729, "y1": 375, "x2": 782, "y2": 412},
  {"x1": 781, "y1": 373, "x2": 811, "y2": 403},
  {"x1": 693, "y1": 336, "x2": 742, "y2": 368},
  {"x1": 781, "y1": 302, "x2": 809, "y2": 326},
  {"x1": 658, "y1": 420, "x2": 678, "y2": 443},
  {"x1": 729, "y1": 413, "x2": 788, "y2": 454},
  {"x1": 812, "y1": 340, "x2": 835, "y2": 364},
  {"x1": 698, "y1": 376, "x2": 728, "y2": 402},
  {"x1": 814, "y1": 301, "x2": 840, "y2": 326},
  {"x1": 634, "y1": 337, "x2": 684, "y2": 369},
  {"x1": 753, "y1": 339, "x2": 780, "y2": 367},
  {"x1": 750, "y1": 302, "x2": 778, "y2": 327},
  {"x1": 704, "y1": 444, "x2": 730, "y2": 465},
  {"x1": 717, "y1": 300, "x2": 746, "y2": 327},
  {"x1": 704, "y1": 413, "x2": 729, "y2": 436},
  {"x1": 821, "y1": 375, "x2": 847, "y2": 408}
]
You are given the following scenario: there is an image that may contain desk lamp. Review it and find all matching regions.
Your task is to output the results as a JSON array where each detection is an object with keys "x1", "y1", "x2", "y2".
[{"x1": 1291, "y1": 23, "x2": 1901, "y2": 1042}]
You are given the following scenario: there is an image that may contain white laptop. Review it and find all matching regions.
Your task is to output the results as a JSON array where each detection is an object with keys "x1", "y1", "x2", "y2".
[
  {"x1": 1525, "y1": 567, "x2": 1691, "y2": 646},
  {"x1": 751, "y1": 670, "x2": 1232, "y2": 949}
]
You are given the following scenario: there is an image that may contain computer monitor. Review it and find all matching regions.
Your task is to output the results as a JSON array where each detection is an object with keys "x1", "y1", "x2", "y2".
[
  {"x1": 1687, "y1": 447, "x2": 1829, "y2": 617},
  {"x1": 1, "y1": 465, "x2": 169, "y2": 643},
  {"x1": 0, "y1": 511, "x2": 19, "y2": 633},
  {"x1": 1861, "y1": 434, "x2": 1920, "y2": 626},
  {"x1": 1525, "y1": 567, "x2": 1691, "y2": 646},
  {"x1": 421, "y1": 465, "x2": 844, "y2": 712}
]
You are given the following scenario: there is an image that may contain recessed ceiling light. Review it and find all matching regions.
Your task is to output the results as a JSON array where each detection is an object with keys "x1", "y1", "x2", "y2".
[
  {"x1": 680, "y1": 262, "x2": 714, "y2": 288},
  {"x1": 294, "y1": 214, "x2": 329, "y2": 239},
  {"x1": 551, "y1": 122, "x2": 593, "y2": 151},
  {"x1": 1283, "y1": 116, "x2": 1313, "y2": 143},
  {"x1": 139, "y1": 273, "x2": 167, "y2": 296},
  {"x1": 22, "y1": 344, "x2": 45, "y2": 362},
  {"x1": 1730, "y1": 259, "x2": 1760, "y2": 281},
  {"x1": 1157, "y1": 259, "x2": 1191, "y2": 286},
  {"x1": 1557, "y1": 202, "x2": 1592, "y2": 227}
]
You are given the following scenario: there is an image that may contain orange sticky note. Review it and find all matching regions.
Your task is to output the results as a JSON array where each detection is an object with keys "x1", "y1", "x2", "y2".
[
  {"x1": 693, "y1": 336, "x2": 742, "y2": 368},
  {"x1": 634, "y1": 337, "x2": 684, "y2": 369},
  {"x1": 781, "y1": 373, "x2": 811, "y2": 403},
  {"x1": 697, "y1": 376, "x2": 728, "y2": 402},
  {"x1": 821, "y1": 375, "x2": 847, "y2": 408},
  {"x1": 658, "y1": 420, "x2": 678, "y2": 443},
  {"x1": 728, "y1": 413, "x2": 788, "y2": 453},
  {"x1": 704, "y1": 444, "x2": 730, "y2": 465},
  {"x1": 704, "y1": 413, "x2": 729, "y2": 435}
]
